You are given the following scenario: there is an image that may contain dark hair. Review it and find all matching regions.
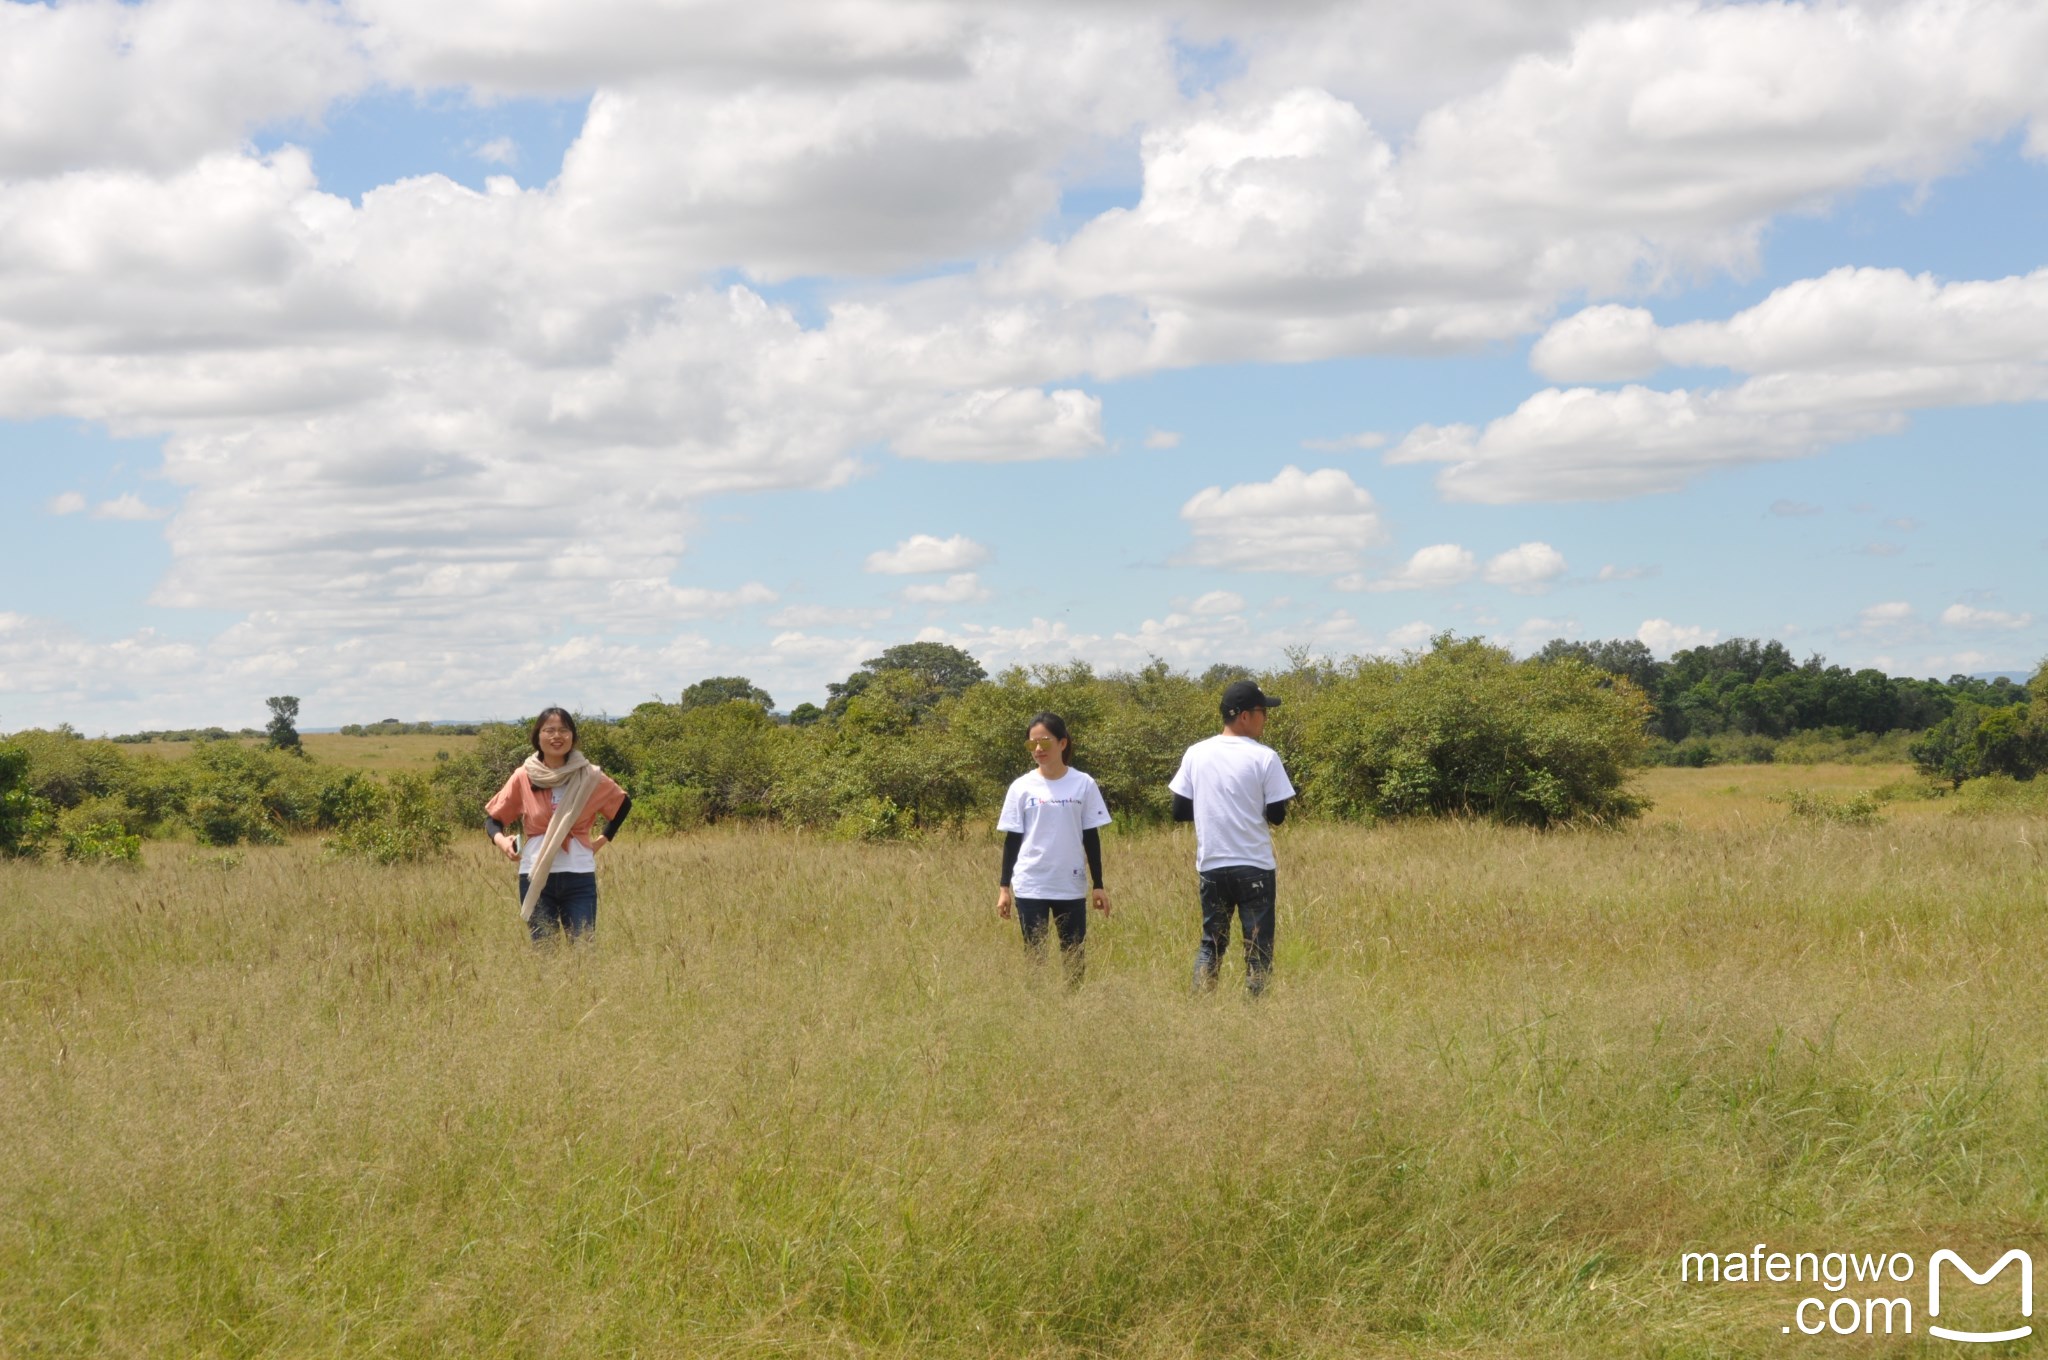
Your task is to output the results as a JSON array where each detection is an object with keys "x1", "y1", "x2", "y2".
[
  {"x1": 1026, "y1": 711, "x2": 1073, "y2": 766},
  {"x1": 529, "y1": 707, "x2": 578, "y2": 756}
]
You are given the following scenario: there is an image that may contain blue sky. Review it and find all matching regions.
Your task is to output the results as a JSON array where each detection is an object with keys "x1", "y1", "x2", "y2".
[{"x1": 4, "y1": 0, "x2": 2046, "y2": 731}]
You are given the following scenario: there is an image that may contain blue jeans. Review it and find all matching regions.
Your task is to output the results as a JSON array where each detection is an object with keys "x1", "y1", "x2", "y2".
[
  {"x1": 1195, "y1": 865, "x2": 1275, "y2": 995},
  {"x1": 519, "y1": 871, "x2": 597, "y2": 942},
  {"x1": 1016, "y1": 896, "x2": 1087, "y2": 983}
]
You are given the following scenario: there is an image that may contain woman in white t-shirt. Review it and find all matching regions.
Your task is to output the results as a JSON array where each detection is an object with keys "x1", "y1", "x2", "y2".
[{"x1": 996, "y1": 711, "x2": 1113, "y2": 982}]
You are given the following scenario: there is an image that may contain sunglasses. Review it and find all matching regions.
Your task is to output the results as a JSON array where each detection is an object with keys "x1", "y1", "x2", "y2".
[{"x1": 1025, "y1": 736, "x2": 1063, "y2": 751}]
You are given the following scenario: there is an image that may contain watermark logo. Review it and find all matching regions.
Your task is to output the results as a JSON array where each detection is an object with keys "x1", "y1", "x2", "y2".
[
  {"x1": 1681, "y1": 1243, "x2": 2034, "y2": 1341},
  {"x1": 1928, "y1": 1249, "x2": 2031, "y2": 1344}
]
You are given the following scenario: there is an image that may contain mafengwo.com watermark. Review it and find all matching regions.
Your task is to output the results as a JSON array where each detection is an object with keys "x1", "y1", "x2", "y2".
[{"x1": 1682, "y1": 1244, "x2": 2033, "y2": 1341}]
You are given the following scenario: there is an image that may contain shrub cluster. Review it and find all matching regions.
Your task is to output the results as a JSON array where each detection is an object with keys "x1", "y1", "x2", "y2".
[
  {"x1": 0, "y1": 730, "x2": 449, "y2": 853},
  {"x1": 1644, "y1": 728, "x2": 1921, "y2": 768},
  {"x1": 424, "y1": 637, "x2": 1648, "y2": 837},
  {"x1": 324, "y1": 772, "x2": 454, "y2": 864},
  {"x1": 1274, "y1": 639, "x2": 1649, "y2": 826},
  {"x1": 1910, "y1": 673, "x2": 2048, "y2": 787},
  {"x1": 1780, "y1": 790, "x2": 1884, "y2": 826},
  {"x1": 7, "y1": 636, "x2": 1660, "y2": 858},
  {"x1": 336, "y1": 720, "x2": 483, "y2": 736}
]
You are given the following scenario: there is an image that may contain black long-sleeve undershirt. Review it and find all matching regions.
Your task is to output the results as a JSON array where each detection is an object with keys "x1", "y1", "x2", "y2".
[
  {"x1": 1000, "y1": 827, "x2": 1104, "y2": 890},
  {"x1": 485, "y1": 793, "x2": 633, "y2": 843},
  {"x1": 1170, "y1": 793, "x2": 1289, "y2": 825}
]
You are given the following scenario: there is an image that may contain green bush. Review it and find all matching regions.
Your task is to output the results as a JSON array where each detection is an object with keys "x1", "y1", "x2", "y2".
[
  {"x1": 1949, "y1": 774, "x2": 2048, "y2": 817},
  {"x1": 180, "y1": 740, "x2": 344, "y2": 844},
  {"x1": 1277, "y1": 636, "x2": 1650, "y2": 826},
  {"x1": 1913, "y1": 674, "x2": 2048, "y2": 787},
  {"x1": 57, "y1": 795, "x2": 142, "y2": 839},
  {"x1": 430, "y1": 723, "x2": 532, "y2": 828},
  {"x1": 324, "y1": 773, "x2": 454, "y2": 864},
  {"x1": 624, "y1": 701, "x2": 784, "y2": 821},
  {"x1": 62, "y1": 820, "x2": 143, "y2": 866},
  {"x1": 839, "y1": 795, "x2": 910, "y2": 841},
  {"x1": 1642, "y1": 731, "x2": 1780, "y2": 766},
  {"x1": 1773, "y1": 728, "x2": 1919, "y2": 765},
  {"x1": 635, "y1": 785, "x2": 708, "y2": 834},
  {"x1": 0, "y1": 743, "x2": 54, "y2": 858},
  {"x1": 5, "y1": 728, "x2": 132, "y2": 808},
  {"x1": 1781, "y1": 790, "x2": 1883, "y2": 826},
  {"x1": 1869, "y1": 777, "x2": 1945, "y2": 804},
  {"x1": 778, "y1": 671, "x2": 982, "y2": 830},
  {"x1": 188, "y1": 788, "x2": 284, "y2": 846}
]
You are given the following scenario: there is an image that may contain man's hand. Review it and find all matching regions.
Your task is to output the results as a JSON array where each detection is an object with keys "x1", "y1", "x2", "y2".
[
  {"x1": 1092, "y1": 887, "x2": 1111, "y2": 915},
  {"x1": 997, "y1": 886, "x2": 1014, "y2": 919}
]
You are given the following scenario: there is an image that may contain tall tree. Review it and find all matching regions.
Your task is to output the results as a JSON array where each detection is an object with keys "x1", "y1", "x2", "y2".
[
  {"x1": 265, "y1": 695, "x2": 302, "y2": 751},
  {"x1": 825, "y1": 642, "x2": 987, "y2": 720},
  {"x1": 679, "y1": 676, "x2": 775, "y2": 711}
]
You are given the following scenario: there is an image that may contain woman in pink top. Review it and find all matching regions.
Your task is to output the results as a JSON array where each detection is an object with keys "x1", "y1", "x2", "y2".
[{"x1": 484, "y1": 707, "x2": 630, "y2": 941}]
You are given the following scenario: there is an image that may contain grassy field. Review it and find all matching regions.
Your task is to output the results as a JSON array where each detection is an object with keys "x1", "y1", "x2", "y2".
[
  {"x1": 121, "y1": 732, "x2": 481, "y2": 771},
  {"x1": 5, "y1": 766, "x2": 2046, "y2": 1357}
]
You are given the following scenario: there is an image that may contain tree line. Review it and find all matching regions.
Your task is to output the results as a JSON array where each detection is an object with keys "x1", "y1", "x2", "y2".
[
  {"x1": 4, "y1": 634, "x2": 2041, "y2": 863},
  {"x1": 2, "y1": 637, "x2": 1646, "y2": 859},
  {"x1": 1535, "y1": 636, "x2": 2037, "y2": 768}
]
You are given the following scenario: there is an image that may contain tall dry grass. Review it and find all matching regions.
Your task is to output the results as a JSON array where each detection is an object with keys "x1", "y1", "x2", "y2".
[{"x1": 5, "y1": 770, "x2": 2047, "y2": 1357}]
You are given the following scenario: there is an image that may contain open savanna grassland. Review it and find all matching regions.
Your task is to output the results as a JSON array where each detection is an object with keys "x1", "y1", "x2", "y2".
[
  {"x1": 5, "y1": 767, "x2": 2046, "y2": 1358},
  {"x1": 121, "y1": 732, "x2": 481, "y2": 771}
]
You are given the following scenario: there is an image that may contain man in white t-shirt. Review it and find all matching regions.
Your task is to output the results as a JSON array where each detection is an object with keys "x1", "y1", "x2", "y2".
[{"x1": 1168, "y1": 679, "x2": 1296, "y2": 995}]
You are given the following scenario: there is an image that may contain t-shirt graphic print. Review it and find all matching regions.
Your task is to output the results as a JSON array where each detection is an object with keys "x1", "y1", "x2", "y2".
[{"x1": 997, "y1": 768, "x2": 1113, "y2": 900}]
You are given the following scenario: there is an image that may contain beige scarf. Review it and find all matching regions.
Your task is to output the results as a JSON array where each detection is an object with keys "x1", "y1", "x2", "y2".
[{"x1": 518, "y1": 750, "x2": 600, "y2": 921}]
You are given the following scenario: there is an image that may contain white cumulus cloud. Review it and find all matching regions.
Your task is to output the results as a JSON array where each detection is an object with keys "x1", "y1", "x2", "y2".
[
  {"x1": 901, "y1": 572, "x2": 991, "y2": 605},
  {"x1": 90, "y1": 493, "x2": 171, "y2": 521},
  {"x1": 1473, "y1": 265, "x2": 2048, "y2": 500},
  {"x1": 1337, "y1": 543, "x2": 1476, "y2": 593},
  {"x1": 0, "y1": 0, "x2": 366, "y2": 177},
  {"x1": 863, "y1": 534, "x2": 991, "y2": 575},
  {"x1": 1482, "y1": 542, "x2": 1566, "y2": 592},
  {"x1": 1942, "y1": 603, "x2": 2033, "y2": 631},
  {"x1": 892, "y1": 387, "x2": 1104, "y2": 463},
  {"x1": 1638, "y1": 618, "x2": 1717, "y2": 654},
  {"x1": 1175, "y1": 465, "x2": 1385, "y2": 574},
  {"x1": 1188, "y1": 590, "x2": 1245, "y2": 616}
]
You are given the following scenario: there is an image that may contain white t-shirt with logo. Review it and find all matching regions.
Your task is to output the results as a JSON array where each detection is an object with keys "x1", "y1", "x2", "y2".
[
  {"x1": 997, "y1": 767, "x2": 1113, "y2": 900},
  {"x1": 518, "y1": 787, "x2": 597, "y2": 875},
  {"x1": 1168, "y1": 733, "x2": 1296, "y2": 872}
]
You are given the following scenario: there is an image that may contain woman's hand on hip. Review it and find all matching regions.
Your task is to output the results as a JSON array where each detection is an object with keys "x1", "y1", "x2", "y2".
[
  {"x1": 590, "y1": 833, "x2": 610, "y2": 853},
  {"x1": 492, "y1": 832, "x2": 518, "y2": 862}
]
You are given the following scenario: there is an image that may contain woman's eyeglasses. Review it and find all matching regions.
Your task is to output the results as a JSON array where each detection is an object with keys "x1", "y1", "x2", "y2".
[{"x1": 1025, "y1": 737, "x2": 1060, "y2": 751}]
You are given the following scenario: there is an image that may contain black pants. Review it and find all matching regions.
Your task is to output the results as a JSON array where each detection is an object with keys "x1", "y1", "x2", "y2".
[
  {"x1": 1195, "y1": 865, "x2": 1275, "y2": 995},
  {"x1": 1016, "y1": 896, "x2": 1087, "y2": 982}
]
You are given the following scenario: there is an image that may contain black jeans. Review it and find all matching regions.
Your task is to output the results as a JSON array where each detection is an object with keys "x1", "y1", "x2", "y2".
[
  {"x1": 1016, "y1": 896, "x2": 1087, "y2": 983},
  {"x1": 1194, "y1": 865, "x2": 1275, "y2": 994},
  {"x1": 520, "y1": 871, "x2": 597, "y2": 942}
]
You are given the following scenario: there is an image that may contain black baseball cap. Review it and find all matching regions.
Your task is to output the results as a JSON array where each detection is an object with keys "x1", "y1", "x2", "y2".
[{"x1": 1220, "y1": 679, "x2": 1281, "y2": 720}]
